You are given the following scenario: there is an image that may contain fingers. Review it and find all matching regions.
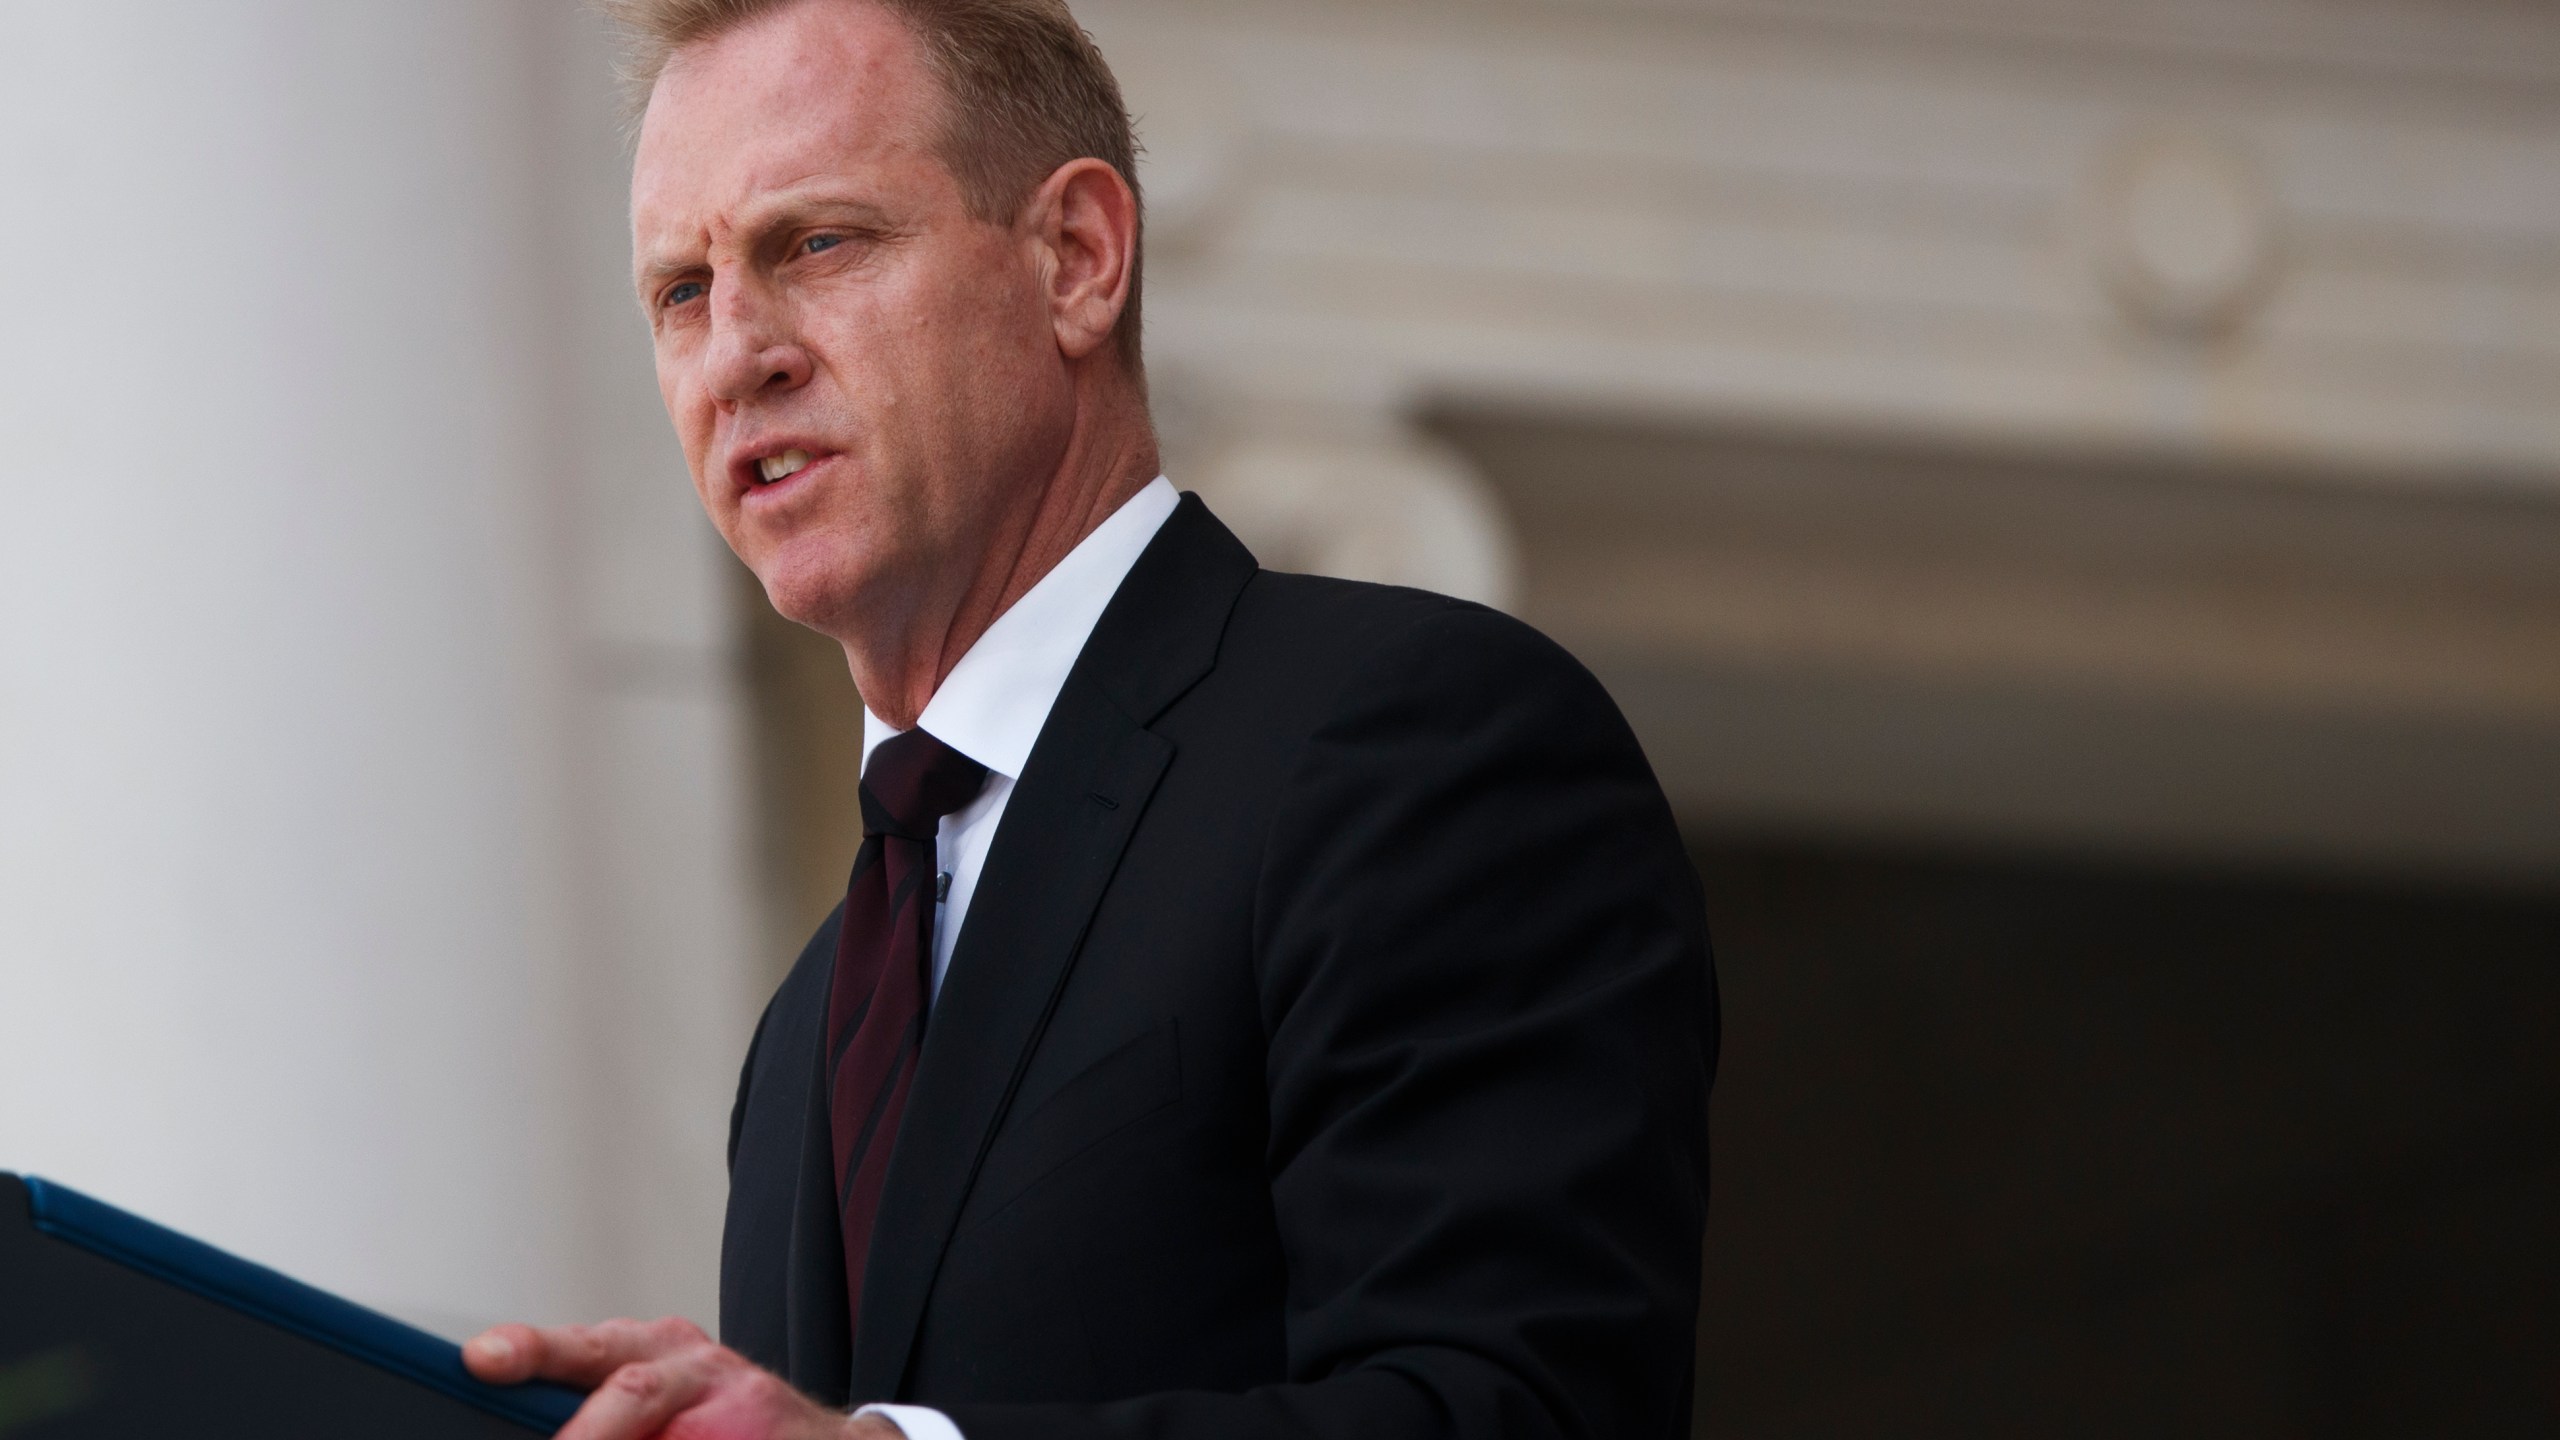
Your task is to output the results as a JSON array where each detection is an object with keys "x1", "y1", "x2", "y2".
[
  {"x1": 461, "y1": 1323, "x2": 542, "y2": 1384},
  {"x1": 555, "y1": 1343, "x2": 725, "y2": 1440},
  {"x1": 463, "y1": 1320, "x2": 848, "y2": 1440},
  {"x1": 462, "y1": 1315, "x2": 712, "y2": 1388}
]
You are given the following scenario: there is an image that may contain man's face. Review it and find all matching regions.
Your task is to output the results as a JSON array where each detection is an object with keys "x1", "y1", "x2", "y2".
[{"x1": 631, "y1": 0, "x2": 1075, "y2": 640}]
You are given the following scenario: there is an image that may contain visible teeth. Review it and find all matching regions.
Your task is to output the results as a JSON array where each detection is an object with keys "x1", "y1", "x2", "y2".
[{"x1": 758, "y1": 449, "x2": 812, "y2": 483}]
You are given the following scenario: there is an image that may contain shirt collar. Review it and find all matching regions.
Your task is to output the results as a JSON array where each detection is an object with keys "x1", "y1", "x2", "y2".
[{"x1": 861, "y1": 476, "x2": 1180, "y2": 779}]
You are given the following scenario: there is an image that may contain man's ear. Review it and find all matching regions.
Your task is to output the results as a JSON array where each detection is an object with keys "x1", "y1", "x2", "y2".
[{"x1": 1031, "y1": 158, "x2": 1139, "y2": 362}]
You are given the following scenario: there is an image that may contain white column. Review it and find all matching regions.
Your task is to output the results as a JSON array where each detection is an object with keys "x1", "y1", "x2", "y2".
[{"x1": 0, "y1": 1, "x2": 760, "y2": 1335}]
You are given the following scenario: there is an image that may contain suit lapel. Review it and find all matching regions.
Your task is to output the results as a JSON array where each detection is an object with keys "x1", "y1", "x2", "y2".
[
  {"x1": 848, "y1": 497, "x2": 1257, "y2": 1399},
  {"x1": 719, "y1": 905, "x2": 855, "y2": 1402},
  {"x1": 778, "y1": 954, "x2": 854, "y2": 1400}
]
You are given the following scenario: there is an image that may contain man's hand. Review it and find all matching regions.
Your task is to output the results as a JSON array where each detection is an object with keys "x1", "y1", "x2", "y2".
[{"x1": 462, "y1": 1318, "x2": 901, "y2": 1440}]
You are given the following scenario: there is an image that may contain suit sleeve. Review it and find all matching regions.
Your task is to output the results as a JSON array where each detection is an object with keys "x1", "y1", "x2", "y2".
[{"x1": 938, "y1": 604, "x2": 1719, "y2": 1440}]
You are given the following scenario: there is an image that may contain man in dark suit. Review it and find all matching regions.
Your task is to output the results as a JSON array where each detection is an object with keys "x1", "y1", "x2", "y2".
[{"x1": 464, "y1": 2, "x2": 1715, "y2": 1438}]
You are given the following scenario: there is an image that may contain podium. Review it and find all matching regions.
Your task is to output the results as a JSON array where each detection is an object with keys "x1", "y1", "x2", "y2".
[{"x1": 0, "y1": 1173, "x2": 582, "y2": 1438}]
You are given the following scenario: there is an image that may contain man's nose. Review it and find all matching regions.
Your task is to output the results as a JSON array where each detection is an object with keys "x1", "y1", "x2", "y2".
[{"x1": 704, "y1": 293, "x2": 812, "y2": 403}]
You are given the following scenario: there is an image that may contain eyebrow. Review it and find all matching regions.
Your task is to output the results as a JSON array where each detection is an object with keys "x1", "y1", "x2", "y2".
[{"x1": 634, "y1": 189, "x2": 903, "y2": 293}]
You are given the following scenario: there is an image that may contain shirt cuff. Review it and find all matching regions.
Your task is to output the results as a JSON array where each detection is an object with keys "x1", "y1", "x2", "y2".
[{"x1": 856, "y1": 1402, "x2": 967, "y2": 1440}]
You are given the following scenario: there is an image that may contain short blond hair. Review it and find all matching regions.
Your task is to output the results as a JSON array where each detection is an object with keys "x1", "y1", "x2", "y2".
[{"x1": 598, "y1": 0, "x2": 1145, "y2": 367}]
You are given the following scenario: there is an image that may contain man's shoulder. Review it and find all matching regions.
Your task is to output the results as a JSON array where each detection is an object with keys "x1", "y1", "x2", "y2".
[
  {"x1": 1164, "y1": 567, "x2": 1640, "y2": 786},
  {"x1": 1231, "y1": 566, "x2": 1464, "y2": 630},
  {"x1": 1220, "y1": 568, "x2": 1606, "y2": 711}
]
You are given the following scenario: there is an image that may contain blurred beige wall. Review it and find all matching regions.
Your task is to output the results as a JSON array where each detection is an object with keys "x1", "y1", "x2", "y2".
[{"x1": 1085, "y1": 0, "x2": 2560, "y2": 885}]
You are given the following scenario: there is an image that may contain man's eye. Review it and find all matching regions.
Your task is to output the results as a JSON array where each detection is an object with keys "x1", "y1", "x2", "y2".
[
  {"x1": 804, "y1": 234, "x2": 844, "y2": 255},
  {"x1": 661, "y1": 281, "x2": 706, "y2": 308}
]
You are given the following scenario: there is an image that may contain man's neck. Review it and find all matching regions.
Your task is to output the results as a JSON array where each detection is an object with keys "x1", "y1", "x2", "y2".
[{"x1": 847, "y1": 408, "x2": 1157, "y2": 731}]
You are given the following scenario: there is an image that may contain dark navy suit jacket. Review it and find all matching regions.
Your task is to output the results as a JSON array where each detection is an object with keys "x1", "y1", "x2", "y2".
[{"x1": 719, "y1": 496, "x2": 1717, "y2": 1440}]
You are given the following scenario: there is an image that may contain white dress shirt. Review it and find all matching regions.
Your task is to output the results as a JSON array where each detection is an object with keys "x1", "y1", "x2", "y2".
[{"x1": 851, "y1": 475, "x2": 1178, "y2": 1440}]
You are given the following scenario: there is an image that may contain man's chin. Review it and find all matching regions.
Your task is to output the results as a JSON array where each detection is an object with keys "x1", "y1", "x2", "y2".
[
  {"x1": 750, "y1": 548, "x2": 885, "y2": 642},
  {"x1": 759, "y1": 575, "x2": 856, "y2": 638}
]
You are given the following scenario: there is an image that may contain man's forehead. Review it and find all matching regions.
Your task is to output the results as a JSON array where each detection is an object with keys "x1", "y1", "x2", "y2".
[{"x1": 630, "y1": 0, "x2": 937, "y2": 241}]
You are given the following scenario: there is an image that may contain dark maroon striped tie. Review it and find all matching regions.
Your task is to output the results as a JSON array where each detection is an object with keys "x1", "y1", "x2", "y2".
[{"x1": 829, "y1": 727, "x2": 987, "y2": 1333}]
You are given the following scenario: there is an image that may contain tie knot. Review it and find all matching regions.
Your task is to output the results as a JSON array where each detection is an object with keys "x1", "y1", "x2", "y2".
[{"x1": 860, "y1": 728, "x2": 990, "y2": 839}]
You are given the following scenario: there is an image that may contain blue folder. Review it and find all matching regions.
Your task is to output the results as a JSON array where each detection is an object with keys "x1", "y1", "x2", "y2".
[{"x1": 1, "y1": 1173, "x2": 585, "y2": 1435}]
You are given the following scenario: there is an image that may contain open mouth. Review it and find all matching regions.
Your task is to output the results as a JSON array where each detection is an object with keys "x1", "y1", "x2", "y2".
[{"x1": 755, "y1": 449, "x2": 814, "y2": 484}]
